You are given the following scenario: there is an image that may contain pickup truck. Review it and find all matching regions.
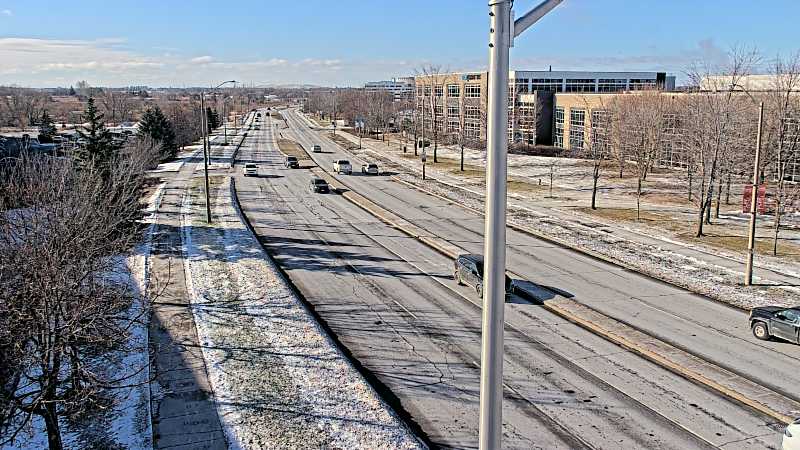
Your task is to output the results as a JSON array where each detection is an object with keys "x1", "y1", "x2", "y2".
[{"x1": 333, "y1": 159, "x2": 352, "y2": 175}]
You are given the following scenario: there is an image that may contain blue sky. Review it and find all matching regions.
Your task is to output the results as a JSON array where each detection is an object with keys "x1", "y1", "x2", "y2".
[{"x1": 1, "y1": 0, "x2": 798, "y2": 87}]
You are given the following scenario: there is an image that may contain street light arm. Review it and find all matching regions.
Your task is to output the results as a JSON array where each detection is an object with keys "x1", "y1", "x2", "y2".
[
  {"x1": 513, "y1": 0, "x2": 563, "y2": 38},
  {"x1": 214, "y1": 80, "x2": 237, "y2": 89}
]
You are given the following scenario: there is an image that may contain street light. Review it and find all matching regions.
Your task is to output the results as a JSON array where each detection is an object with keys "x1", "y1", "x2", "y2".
[
  {"x1": 480, "y1": 1, "x2": 562, "y2": 449},
  {"x1": 201, "y1": 80, "x2": 236, "y2": 223}
]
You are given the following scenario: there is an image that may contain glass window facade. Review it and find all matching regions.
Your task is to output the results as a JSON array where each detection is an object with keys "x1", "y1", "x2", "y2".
[
  {"x1": 554, "y1": 106, "x2": 565, "y2": 148},
  {"x1": 569, "y1": 108, "x2": 585, "y2": 150},
  {"x1": 447, "y1": 84, "x2": 460, "y2": 97},
  {"x1": 465, "y1": 84, "x2": 481, "y2": 98}
]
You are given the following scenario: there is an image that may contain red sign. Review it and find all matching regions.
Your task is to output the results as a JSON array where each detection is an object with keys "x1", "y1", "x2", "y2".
[{"x1": 742, "y1": 184, "x2": 770, "y2": 214}]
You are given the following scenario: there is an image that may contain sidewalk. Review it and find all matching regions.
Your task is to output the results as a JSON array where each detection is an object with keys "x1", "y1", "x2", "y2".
[{"x1": 329, "y1": 126, "x2": 800, "y2": 310}]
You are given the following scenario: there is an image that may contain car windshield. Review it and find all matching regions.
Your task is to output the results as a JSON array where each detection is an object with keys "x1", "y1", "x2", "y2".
[
  {"x1": 339, "y1": 160, "x2": 350, "y2": 165},
  {"x1": 314, "y1": 179, "x2": 327, "y2": 185},
  {"x1": 245, "y1": 164, "x2": 257, "y2": 168},
  {"x1": 368, "y1": 164, "x2": 378, "y2": 169},
  {"x1": 287, "y1": 157, "x2": 297, "y2": 161}
]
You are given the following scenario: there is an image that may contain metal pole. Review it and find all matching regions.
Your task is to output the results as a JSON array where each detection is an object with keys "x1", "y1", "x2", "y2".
[
  {"x1": 745, "y1": 102, "x2": 764, "y2": 286},
  {"x1": 223, "y1": 96, "x2": 228, "y2": 145},
  {"x1": 480, "y1": 2, "x2": 511, "y2": 448},
  {"x1": 201, "y1": 92, "x2": 212, "y2": 223}
]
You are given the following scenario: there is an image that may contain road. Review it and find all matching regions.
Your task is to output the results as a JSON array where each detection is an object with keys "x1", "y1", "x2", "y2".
[
  {"x1": 233, "y1": 110, "x2": 782, "y2": 449},
  {"x1": 282, "y1": 108, "x2": 800, "y2": 409}
]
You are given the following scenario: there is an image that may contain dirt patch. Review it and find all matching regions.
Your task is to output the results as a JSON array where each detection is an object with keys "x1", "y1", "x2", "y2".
[
  {"x1": 278, "y1": 139, "x2": 312, "y2": 161},
  {"x1": 327, "y1": 133, "x2": 360, "y2": 151}
]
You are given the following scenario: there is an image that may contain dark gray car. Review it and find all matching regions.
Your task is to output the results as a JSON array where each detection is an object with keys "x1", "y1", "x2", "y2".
[
  {"x1": 750, "y1": 306, "x2": 800, "y2": 343},
  {"x1": 454, "y1": 254, "x2": 513, "y2": 299}
]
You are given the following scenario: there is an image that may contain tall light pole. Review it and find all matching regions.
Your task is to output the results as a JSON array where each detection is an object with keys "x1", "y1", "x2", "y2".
[
  {"x1": 480, "y1": 1, "x2": 562, "y2": 449},
  {"x1": 745, "y1": 102, "x2": 764, "y2": 285},
  {"x1": 200, "y1": 80, "x2": 236, "y2": 223}
]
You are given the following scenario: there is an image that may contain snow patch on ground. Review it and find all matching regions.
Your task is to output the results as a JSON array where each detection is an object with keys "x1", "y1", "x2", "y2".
[
  {"x1": 1, "y1": 184, "x2": 164, "y2": 450},
  {"x1": 180, "y1": 176, "x2": 424, "y2": 449}
]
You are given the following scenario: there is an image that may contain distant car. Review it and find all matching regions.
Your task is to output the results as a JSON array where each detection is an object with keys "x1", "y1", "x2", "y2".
[
  {"x1": 312, "y1": 144, "x2": 322, "y2": 153},
  {"x1": 453, "y1": 254, "x2": 513, "y2": 299},
  {"x1": 749, "y1": 307, "x2": 800, "y2": 343},
  {"x1": 242, "y1": 163, "x2": 258, "y2": 177},
  {"x1": 285, "y1": 156, "x2": 299, "y2": 168},
  {"x1": 333, "y1": 159, "x2": 352, "y2": 175},
  {"x1": 254, "y1": 125, "x2": 261, "y2": 130},
  {"x1": 309, "y1": 177, "x2": 330, "y2": 193},
  {"x1": 784, "y1": 418, "x2": 800, "y2": 450},
  {"x1": 361, "y1": 163, "x2": 379, "y2": 175},
  {"x1": 256, "y1": 112, "x2": 262, "y2": 117}
]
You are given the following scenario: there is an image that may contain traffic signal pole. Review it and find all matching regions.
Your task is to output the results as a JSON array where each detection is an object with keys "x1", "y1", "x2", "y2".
[{"x1": 480, "y1": 1, "x2": 562, "y2": 449}]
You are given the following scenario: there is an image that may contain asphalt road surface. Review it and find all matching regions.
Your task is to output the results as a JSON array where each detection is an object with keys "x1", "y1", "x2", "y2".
[
  {"x1": 281, "y1": 108, "x2": 800, "y2": 409},
  {"x1": 232, "y1": 111, "x2": 782, "y2": 449}
]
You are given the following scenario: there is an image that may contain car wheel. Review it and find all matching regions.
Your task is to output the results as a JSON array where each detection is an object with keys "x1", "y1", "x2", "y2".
[
  {"x1": 454, "y1": 271, "x2": 463, "y2": 285},
  {"x1": 476, "y1": 283, "x2": 483, "y2": 299},
  {"x1": 752, "y1": 322, "x2": 770, "y2": 340}
]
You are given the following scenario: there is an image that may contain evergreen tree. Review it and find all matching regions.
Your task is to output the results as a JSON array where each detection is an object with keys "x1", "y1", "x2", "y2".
[
  {"x1": 38, "y1": 110, "x2": 57, "y2": 144},
  {"x1": 68, "y1": 86, "x2": 76, "y2": 96},
  {"x1": 74, "y1": 97, "x2": 117, "y2": 172},
  {"x1": 139, "y1": 106, "x2": 178, "y2": 160},
  {"x1": 206, "y1": 107, "x2": 220, "y2": 129}
]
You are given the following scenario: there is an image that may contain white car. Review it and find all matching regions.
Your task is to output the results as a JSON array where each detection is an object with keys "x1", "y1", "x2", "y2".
[
  {"x1": 361, "y1": 163, "x2": 379, "y2": 175},
  {"x1": 242, "y1": 163, "x2": 258, "y2": 177},
  {"x1": 333, "y1": 159, "x2": 352, "y2": 175},
  {"x1": 313, "y1": 144, "x2": 322, "y2": 153},
  {"x1": 785, "y1": 419, "x2": 800, "y2": 450}
]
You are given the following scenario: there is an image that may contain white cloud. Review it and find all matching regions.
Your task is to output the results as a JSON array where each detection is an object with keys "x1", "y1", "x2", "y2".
[
  {"x1": 0, "y1": 37, "x2": 420, "y2": 87},
  {"x1": 0, "y1": 9, "x2": 11, "y2": 16},
  {"x1": 190, "y1": 55, "x2": 214, "y2": 63}
]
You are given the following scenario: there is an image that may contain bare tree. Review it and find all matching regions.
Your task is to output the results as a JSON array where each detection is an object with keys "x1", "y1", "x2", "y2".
[
  {"x1": 685, "y1": 48, "x2": 760, "y2": 236},
  {"x1": 0, "y1": 140, "x2": 160, "y2": 450},
  {"x1": 100, "y1": 90, "x2": 136, "y2": 125},
  {"x1": 761, "y1": 52, "x2": 800, "y2": 255},
  {"x1": 610, "y1": 90, "x2": 674, "y2": 220}
]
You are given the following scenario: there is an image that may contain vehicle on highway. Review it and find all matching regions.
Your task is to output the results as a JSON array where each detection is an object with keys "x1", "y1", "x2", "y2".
[
  {"x1": 454, "y1": 254, "x2": 513, "y2": 299},
  {"x1": 750, "y1": 306, "x2": 800, "y2": 342},
  {"x1": 785, "y1": 418, "x2": 800, "y2": 450},
  {"x1": 242, "y1": 163, "x2": 258, "y2": 177},
  {"x1": 333, "y1": 159, "x2": 352, "y2": 175},
  {"x1": 313, "y1": 144, "x2": 322, "y2": 153},
  {"x1": 361, "y1": 163, "x2": 379, "y2": 175},
  {"x1": 254, "y1": 125, "x2": 261, "y2": 130},
  {"x1": 309, "y1": 177, "x2": 330, "y2": 193},
  {"x1": 285, "y1": 156, "x2": 299, "y2": 168},
  {"x1": 257, "y1": 112, "x2": 262, "y2": 117}
]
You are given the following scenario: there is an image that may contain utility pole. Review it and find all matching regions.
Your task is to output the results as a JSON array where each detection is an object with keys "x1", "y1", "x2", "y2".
[
  {"x1": 480, "y1": 1, "x2": 562, "y2": 449},
  {"x1": 222, "y1": 96, "x2": 229, "y2": 145},
  {"x1": 745, "y1": 102, "x2": 764, "y2": 286},
  {"x1": 199, "y1": 80, "x2": 236, "y2": 224},
  {"x1": 201, "y1": 92, "x2": 212, "y2": 223}
]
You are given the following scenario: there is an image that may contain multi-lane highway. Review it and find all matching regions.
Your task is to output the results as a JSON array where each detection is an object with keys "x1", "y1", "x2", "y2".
[
  {"x1": 279, "y1": 108, "x2": 800, "y2": 406},
  {"x1": 232, "y1": 110, "x2": 783, "y2": 449}
]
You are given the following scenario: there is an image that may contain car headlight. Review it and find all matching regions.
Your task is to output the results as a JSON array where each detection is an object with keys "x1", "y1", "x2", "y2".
[{"x1": 787, "y1": 427, "x2": 793, "y2": 438}]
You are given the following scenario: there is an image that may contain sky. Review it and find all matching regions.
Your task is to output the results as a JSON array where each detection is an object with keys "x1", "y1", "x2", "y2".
[{"x1": 1, "y1": 0, "x2": 799, "y2": 88}]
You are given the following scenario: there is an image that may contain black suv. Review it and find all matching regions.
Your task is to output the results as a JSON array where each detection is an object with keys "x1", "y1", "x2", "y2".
[
  {"x1": 285, "y1": 156, "x2": 299, "y2": 168},
  {"x1": 309, "y1": 177, "x2": 330, "y2": 193},
  {"x1": 749, "y1": 306, "x2": 800, "y2": 343},
  {"x1": 454, "y1": 254, "x2": 513, "y2": 299}
]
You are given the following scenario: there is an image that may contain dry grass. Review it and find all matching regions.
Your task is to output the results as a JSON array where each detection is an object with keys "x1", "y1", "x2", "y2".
[
  {"x1": 327, "y1": 133, "x2": 359, "y2": 151},
  {"x1": 579, "y1": 207, "x2": 800, "y2": 260},
  {"x1": 278, "y1": 139, "x2": 312, "y2": 160}
]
